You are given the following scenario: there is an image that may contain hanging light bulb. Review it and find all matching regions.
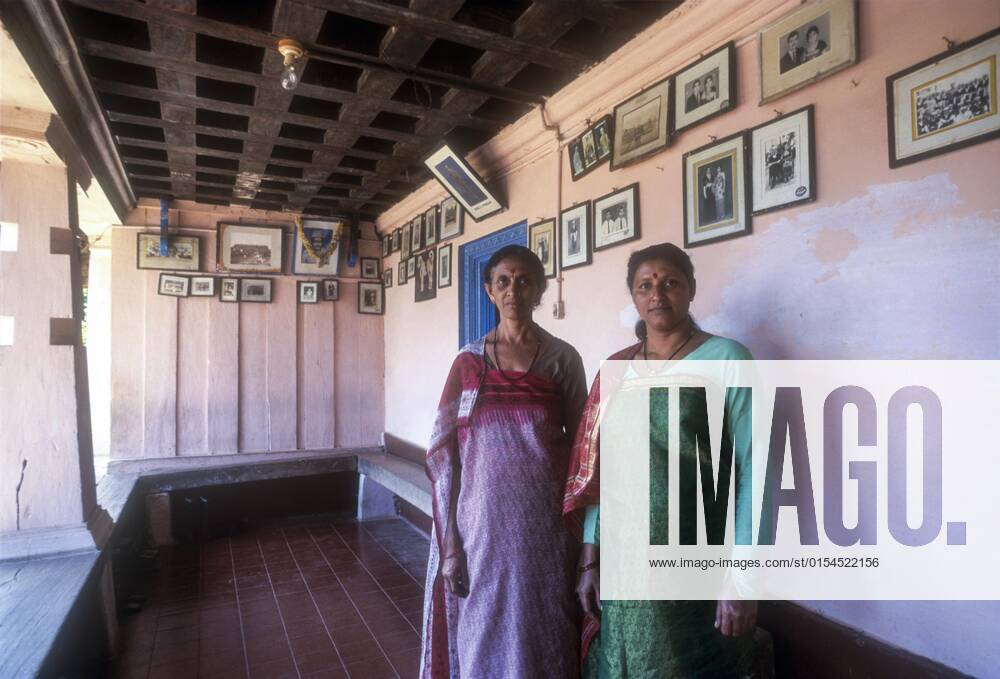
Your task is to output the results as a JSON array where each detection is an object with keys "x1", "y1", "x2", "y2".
[{"x1": 277, "y1": 39, "x2": 304, "y2": 91}]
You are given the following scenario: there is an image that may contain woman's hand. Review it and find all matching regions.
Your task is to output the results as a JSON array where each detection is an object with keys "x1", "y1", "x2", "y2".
[
  {"x1": 441, "y1": 549, "x2": 469, "y2": 598},
  {"x1": 576, "y1": 544, "x2": 601, "y2": 617},
  {"x1": 714, "y1": 599, "x2": 757, "y2": 637}
]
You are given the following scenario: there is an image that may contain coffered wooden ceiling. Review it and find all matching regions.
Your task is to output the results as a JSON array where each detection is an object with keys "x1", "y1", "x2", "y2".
[{"x1": 55, "y1": 0, "x2": 680, "y2": 221}]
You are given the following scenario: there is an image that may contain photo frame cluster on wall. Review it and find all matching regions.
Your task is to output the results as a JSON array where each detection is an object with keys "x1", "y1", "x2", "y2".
[
  {"x1": 389, "y1": 196, "x2": 460, "y2": 302},
  {"x1": 569, "y1": 115, "x2": 614, "y2": 180}
]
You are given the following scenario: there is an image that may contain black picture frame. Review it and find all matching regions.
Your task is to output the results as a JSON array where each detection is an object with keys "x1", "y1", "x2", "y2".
[
  {"x1": 610, "y1": 77, "x2": 672, "y2": 171},
  {"x1": 569, "y1": 115, "x2": 615, "y2": 181},
  {"x1": 383, "y1": 267, "x2": 393, "y2": 288},
  {"x1": 157, "y1": 273, "x2": 190, "y2": 297},
  {"x1": 410, "y1": 215, "x2": 424, "y2": 253},
  {"x1": 298, "y1": 280, "x2": 320, "y2": 304},
  {"x1": 398, "y1": 259, "x2": 407, "y2": 285},
  {"x1": 682, "y1": 130, "x2": 752, "y2": 248},
  {"x1": 189, "y1": 275, "x2": 216, "y2": 297},
  {"x1": 424, "y1": 204, "x2": 439, "y2": 247},
  {"x1": 528, "y1": 219, "x2": 557, "y2": 279},
  {"x1": 886, "y1": 27, "x2": 1000, "y2": 168},
  {"x1": 423, "y1": 142, "x2": 506, "y2": 223},
  {"x1": 358, "y1": 282, "x2": 385, "y2": 315},
  {"x1": 671, "y1": 41, "x2": 737, "y2": 135},
  {"x1": 239, "y1": 278, "x2": 273, "y2": 303},
  {"x1": 381, "y1": 233, "x2": 391, "y2": 257},
  {"x1": 322, "y1": 279, "x2": 339, "y2": 301},
  {"x1": 392, "y1": 228, "x2": 401, "y2": 252},
  {"x1": 360, "y1": 257, "x2": 380, "y2": 279},
  {"x1": 137, "y1": 233, "x2": 201, "y2": 271},
  {"x1": 439, "y1": 197, "x2": 465, "y2": 241},
  {"x1": 592, "y1": 183, "x2": 642, "y2": 252},
  {"x1": 219, "y1": 277, "x2": 240, "y2": 303},
  {"x1": 437, "y1": 243, "x2": 453, "y2": 289},
  {"x1": 749, "y1": 105, "x2": 817, "y2": 216},
  {"x1": 414, "y1": 249, "x2": 437, "y2": 302},
  {"x1": 560, "y1": 201, "x2": 593, "y2": 271}
]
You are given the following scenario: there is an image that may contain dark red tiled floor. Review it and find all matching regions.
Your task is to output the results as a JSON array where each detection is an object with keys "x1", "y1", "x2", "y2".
[{"x1": 111, "y1": 518, "x2": 429, "y2": 679}]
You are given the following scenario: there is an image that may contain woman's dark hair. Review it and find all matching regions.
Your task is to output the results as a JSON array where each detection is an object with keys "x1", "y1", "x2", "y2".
[
  {"x1": 806, "y1": 25, "x2": 819, "y2": 39},
  {"x1": 626, "y1": 243, "x2": 696, "y2": 340},
  {"x1": 482, "y1": 244, "x2": 548, "y2": 299}
]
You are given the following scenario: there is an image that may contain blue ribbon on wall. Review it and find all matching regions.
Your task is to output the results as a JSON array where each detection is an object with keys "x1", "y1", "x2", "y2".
[
  {"x1": 159, "y1": 196, "x2": 169, "y2": 256},
  {"x1": 347, "y1": 213, "x2": 359, "y2": 268}
]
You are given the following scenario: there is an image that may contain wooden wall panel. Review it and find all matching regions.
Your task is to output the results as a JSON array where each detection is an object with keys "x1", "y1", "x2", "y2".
[
  {"x1": 110, "y1": 228, "x2": 144, "y2": 458},
  {"x1": 238, "y1": 300, "x2": 269, "y2": 452},
  {"x1": 141, "y1": 271, "x2": 177, "y2": 457},
  {"x1": 176, "y1": 295, "x2": 210, "y2": 456},
  {"x1": 207, "y1": 300, "x2": 239, "y2": 454},
  {"x1": 298, "y1": 302, "x2": 335, "y2": 449},
  {"x1": 265, "y1": 276, "x2": 297, "y2": 450}
]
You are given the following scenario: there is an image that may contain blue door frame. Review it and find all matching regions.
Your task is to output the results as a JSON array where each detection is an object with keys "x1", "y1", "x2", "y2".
[{"x1": 458, "y1": 220, "x2": 527, "y2": 348}]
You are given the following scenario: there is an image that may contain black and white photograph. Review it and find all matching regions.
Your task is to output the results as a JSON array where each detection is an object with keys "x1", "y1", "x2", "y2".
[
  {"x1": 594, "y1": 117, "x2": 613, "y2": 160},
  {"x1": 569, "y1": 141, "x2": 586, "y2": 179},
  {"x1": 424, "y1": 205, "x2": 438, "y2": 247},
  {"x1": 382, "y1": 233, "x2": 391, "y2": 257},
  {"x1": 582, "y1": 130, "x2": 598, "y2": 167},
  {"x1": 398, "y1": 259, "x2": 407, "y2": 285},
  {"x1": 218, "y1": 223, "x2": 284, "y2": 274},
  {"x1": 291, "y1": 219, "x2": 343, "y2": 275},
  {"x1": 137, "y1": 234, "x2": 201, "y2": 271},
  {"x1": 751, "y1": 106, "x2": 816, "y2": 214},
  {"x1": 888, "y1": 28, "x2": 1000, "y2": 167},
  {"x1": 672, "y1": 43, "x2": 736, "y2": 133},
  {"x1": 438, "y1": 244, "x2": 453, "y2": 289},
  {"x1": 358, "y1": 281, "x2": 384, "y2": 315},
  {"x1": 219, "y1": 278, "x2": 239, "y2": 303},
  {"x1": 407, "y1": 257, "x2": 416, "y2": 280},
  {"x1": 683, "y1": 131, "x2": 751, "y2": 247},
  {"x1": 189, "y1": 276, "x2": 215, "y2": 297},
  {"x1": 611, "y1": 78, "x2": 670, "y2": 169},
  {"x1": 401, "y1": 222, "x2": 412, "y2": 259},
  {"x1": 361, "y1": 257, "x2": 380, "y2": 279},
  {"x1": 157, "y1": 273, "x2": 189, "y2": 297},
  {"x1": 593, "y1": 183, "x2": 641, "y2": 251},
  {"x1": 529, "y1": 219, "x2": 557, "y2": 278},
  {"x1": 322, "y1": 279, "x2": 340, "y2": 301},
  {"x1": 414, "y1": 249, "x2": 436, "y2": 302},
  {"x1": 560, "y1": 201, "x2": 592, "y2": 271},
  {"x1": 392, "y1": 228, "x2": 402, "y2": 252},
  {"x1": 383, "y1": 267, "x2": 393, "y2": 288},
  {"x1": 439, "y1": 197, "x2": 464, "y2": 241},
  {"x1": 298, "y1": 280, "x2": 319, "y2": 304},
  {"x1": 410, "y1": 215, "x2": 424, "y2": 253},
  {"x1": 759, "y1": 0, "x2": 858, "y2": 104},
  {"x1": 239, "y1": 278, "x2": 273, "y2": 303},
  {"x1": 424, "y1": 143, "x2": 505, "y2": 222}
]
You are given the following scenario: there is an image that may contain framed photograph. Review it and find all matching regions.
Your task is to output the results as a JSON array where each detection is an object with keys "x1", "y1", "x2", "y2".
[
  {"x1": 392, "y1": 228, "x2": 401, "y2": 252},
  {"x1": 611, "y1": 77, "x2": 671, "y2": 170},
  {"x1": 581, "y1": 129, "x2": 599, "y2": 168},
  {"x1": 750, "y1": 106, "x2": 816, "y2": 215},
  {"x1": 322, "y1": 279, "x2": 339, "y2": 301},
  {"x1": 298, "y1": 280, "x2": 319, "y2": 304},
  {"x1": 291, "y1": 219, "x2": 343, "y2": 275},
  {"x1": 361, "y1": 257, "x2": 380, "y2": 279},
  {"x1": 414, "y1": 249, "x2": 437, "y2": 302},
  {"x1": 887, "y1": 28, "x2": 1000, "y2": 168},
  {"x1": 401, "y1": 222, "x2": 412, "y2": 258},
  {"x1": 673, "y1": 42, "x2": 736, "y2": 134},
  {"x1": 239, "y1": 278, "x2": 273, "y2": 303},
  {"x1": 529, "y1": 219, "x2": 557, "y2": 278},
  {"x1": 438, "y1": 244, "x2": 453, "y2": 289},
  {"x1": 683, "y1": 131, "x2": 751, "y2": 248},
  {"x1": 218, "y1": 277, "x2": 239, "y2": 302},
  {"x1": 424, "y1": 205, "x2": 438, "y2": 247},
  {"x1": 423, "y1": 143, "x2": 505, "y2": 222},
  {"x1": 398, "y1": 260, "x2": 407, "y2": 285},
  {"x1": 593, "y1": 116, "x2": 613, "y2": 161},
  {"x1": 406, "y1": 257, "x2": 416, "y2": 280},
  {"x1": 409, "y1": 215, "x2": 424, "y2": 253},
  {"x1": 383, "y1": 267, "x2": 393, "y2": 288},
  {"x1": 190, "y1": 275, "x2": 216, "y2": 297},
  {"x1": 158, "y1": 273, "x2": 189, "y2": 297},
  {"x1": 217, "y1": 223, "x2": 283, "y2": 273},
  {"x1": 759, "y1": 0, "x2": 858, "y2": 104},
  {"x1": 358, "y1": 281, "x2": 384, "y2": 315},
  {"x1": 593, "y1": 183, "x2": 641, "y2": 251},
  {"x1": 137, "y1": 234, "x2": 200, "y2": 271},
  {"x1": 439, "y1": 197, "x2": 464, "y2": 241},
  {"x1": 568, "y1": 140, "x2": 586, "y2": 180},
  {"x1": 381, "y1": 233, "x2": 391, "y2": 257},
  {"x1": 560, "y1": 201, "x2": 592, "y2": 271}
]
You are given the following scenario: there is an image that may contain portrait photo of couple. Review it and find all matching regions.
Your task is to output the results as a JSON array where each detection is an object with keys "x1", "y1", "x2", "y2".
[{"x1": 779, "y1": 13, "x2": 831, "y2": 74}]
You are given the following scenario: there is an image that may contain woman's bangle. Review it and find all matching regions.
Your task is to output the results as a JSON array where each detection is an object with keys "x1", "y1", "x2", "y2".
[{"x1": 579, "y1": 561, "x2": 599, "y2": 573}]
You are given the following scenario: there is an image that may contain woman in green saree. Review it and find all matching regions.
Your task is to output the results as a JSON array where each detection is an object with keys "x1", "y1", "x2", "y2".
[{"x1": 563, "y1": 243, "x2": 758, "y2": 678}]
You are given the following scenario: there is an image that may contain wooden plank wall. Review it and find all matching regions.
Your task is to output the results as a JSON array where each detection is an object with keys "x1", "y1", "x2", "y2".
[{"x1": 109, "y1": 202, "x2": 385, "y2": 460}]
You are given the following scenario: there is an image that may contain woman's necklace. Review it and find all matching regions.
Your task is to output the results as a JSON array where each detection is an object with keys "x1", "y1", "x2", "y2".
[
  {"x1": 643, "y1": 326, "x2": 696, "y2": 361},
  {"x1": 491, "y1": 328, "x2": 542, "y2": 382}
]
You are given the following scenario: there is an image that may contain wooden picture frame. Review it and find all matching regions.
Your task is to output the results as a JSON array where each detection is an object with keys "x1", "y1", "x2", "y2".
[
  {"x1": 438, "y1": 243, "x2": 453, "y2": 289},
  {"x1": 560, "y1": 201, "x2": 592, "y2": 271},
  {"x1": 759, "y1": 0, "x2": 859, "y2": 104},
  {"x1": 219, "y1": 277, "x2": 239, "y2": 303},
  {"x1": 189, "y1": 275, "x2": 216, "y2": 297},
  {"x1": 217, "y1": 223, "x2": 284, "y2": 273},
  {"x1": 322, "y1": 279, "x2": 340, "y2": 301},
  {"x1": 593, "y1": 183, "x2": 641, "y2": 251},
  {"x1": 358, "y1": 281, "x2": 384, "y2": 315},
  {"x1": 529, "y1": 219, "x2": 557, "y2": 278},
  {"x1": 361, "y1": 257, "x2": 380, "y2": 279},
  {"x1": 298, "y1": 280, "x2": 319, "y2": 304},
  {"x1": 439, "y1": 197, "x2": 464, "y2": 241},
  {"x1": 887, "y1": 28, "x2": 1000, "y2": 168},
  {"x1": 611, "y1": 78, "x2": 671, "y2": 170},
  {"x1": 672, "y1": 42, "x2": 737, "y2": 134},
  {"x1": 749, "y1": 105, "x2": 817, "y2": 215},
  {"x1": 158, "y1": 273, "x2": 190, "y2": 297},
  {"x1": 291, "y1": 219, "x2": 343, "y2": 275},
  {"x1": 239, "y1": 278, "x2": 273, "y2": 303},
  {"x1": 137, "y1": 234, "x2": 201, "y2": 271},
  {"x1": 423, "y1": 142, "x2": 505, "y2": 222},
  {"x1": 683, "y1": 131, "x2": 752, "y2": 248}
]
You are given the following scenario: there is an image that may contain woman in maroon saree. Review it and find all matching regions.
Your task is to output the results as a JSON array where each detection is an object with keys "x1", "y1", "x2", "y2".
[{"x1": 420, "y1": 245, "x2": 586, "y2": 679}]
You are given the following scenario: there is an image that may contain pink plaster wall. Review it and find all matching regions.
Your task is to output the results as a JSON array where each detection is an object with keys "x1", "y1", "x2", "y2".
[
  {"x1": 110, "y1": 201, "x2": 385, "y2": 459},
  {"x1": 376, "y1": 1, "x2": 1000, "y2": 674}
]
